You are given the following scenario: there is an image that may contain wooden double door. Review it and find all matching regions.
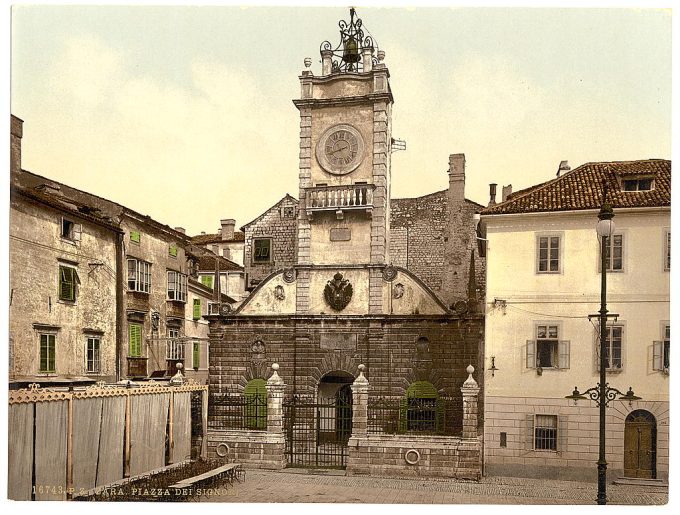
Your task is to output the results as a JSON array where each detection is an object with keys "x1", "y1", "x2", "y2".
[{"x1": 624, "y1": 410, "x2": 656, "y2": 479}]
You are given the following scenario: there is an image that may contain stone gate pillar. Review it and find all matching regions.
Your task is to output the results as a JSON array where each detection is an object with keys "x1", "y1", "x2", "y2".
[
  {"x1": 461, "y1": 364, "x2": 480, "y2": 439},
  {"x1": 263, "y1": 363, "x2": 286, "y2": 469},
  {"x1": 351, "y1": 364, "x2": 369, "y2": 437},
  {"x1": 266, "y1": 363, "x2": 285, "y2": 434}
]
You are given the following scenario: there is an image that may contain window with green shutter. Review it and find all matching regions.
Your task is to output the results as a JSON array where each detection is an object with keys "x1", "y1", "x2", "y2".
[
  {"x1": 169, "y1": 245, "x2": 178, "y2": 257},
  {"x1": 130, "y1": 230, "x2": 141, "y2": 243},
  {"x1": 128, "y1": 323, "x2": 142, "y2": 357},
  {"x1": 193, "y1": 299, "x2": 201, "y2": 320},
  {"x1": 200, "y1": 275, "x2": 214, "y2": 289},
  {"x1": 58, "y1": 265, "x2": 79, "y2": 302},
  {"x1": 39, "y1": 333, "x2": 56, "y2": 373}
]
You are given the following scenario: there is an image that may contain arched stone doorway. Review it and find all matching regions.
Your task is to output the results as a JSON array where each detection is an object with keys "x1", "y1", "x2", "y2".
[
  {"x1": 624, "y1": 410, "x2": 657, "y2": 479},
  {"x1": 317, "y1": 371, "x2": 354, "y2": 445}
]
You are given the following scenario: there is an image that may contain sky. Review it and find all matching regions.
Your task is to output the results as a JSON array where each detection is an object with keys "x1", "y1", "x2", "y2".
[{"x1": 9, "y1": 4, "x2": 672, "y2": 236}]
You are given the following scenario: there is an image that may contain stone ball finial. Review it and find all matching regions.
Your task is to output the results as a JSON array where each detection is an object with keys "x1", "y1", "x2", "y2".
[
  {"x1": 463, "y1": 364, "x2": 478, "y2": 388},
  {"x1": 272, "y1": 363, "x2": 279, "y2": 371},
  {"x1": 358, "y1": 364, "x2": 366, "y2": 372},
  {"x1": 177, "y1": 362, "x2": 183, "y2": 370},
  {"x1": 466, "y1": 364, "x2": 474, "y2": 375},
  {"x1": 304, "y1": 57, "x2": 312, "y2": 68}
]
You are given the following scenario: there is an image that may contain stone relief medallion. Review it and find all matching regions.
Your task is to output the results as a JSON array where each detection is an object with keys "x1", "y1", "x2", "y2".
[
  {"x1": 392, "y1": 283, "x2": 405, "y2": 299},
  {"x1": 323, "y1": 272, "x2": 353, "y2": 311},
  {"x1": 382, "y1": 264, "x2": 397, "y2": 282},
  {"x1": 274, "y1": 285, "x2": 285, "y2": 301},
  {"x1": 251, "y1": 339, "x2": 266, "y2": 364},
  {"x1": 282, "y1": 268, "x2": 296, "y2": 283}
]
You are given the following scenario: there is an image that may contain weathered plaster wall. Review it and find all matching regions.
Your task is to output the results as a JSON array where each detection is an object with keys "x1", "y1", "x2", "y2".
[
  {"x1": 309, "y1": 212, "x2": 372, "y2": 264},
  {"x1": 9, "y1": 195, "x2": 117, "y2": 382}
]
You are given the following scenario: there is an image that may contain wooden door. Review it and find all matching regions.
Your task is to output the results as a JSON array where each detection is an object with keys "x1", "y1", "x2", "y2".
[{"x1": 624, "y1": 411, "x2": 656, "y2": 479}]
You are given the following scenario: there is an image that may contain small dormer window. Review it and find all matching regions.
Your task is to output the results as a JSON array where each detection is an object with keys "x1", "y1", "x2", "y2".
[{"x1": 622, "y1": 177, "x2": 654, "y2": 191}]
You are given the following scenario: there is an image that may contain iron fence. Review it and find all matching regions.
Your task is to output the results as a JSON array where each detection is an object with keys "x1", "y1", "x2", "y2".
[
  {"x1": 367, "y1": 396, "x2": 462, "y2": 436},
  {"x1": 208, "y1": 392, "x2": 267, "y2": 430}
]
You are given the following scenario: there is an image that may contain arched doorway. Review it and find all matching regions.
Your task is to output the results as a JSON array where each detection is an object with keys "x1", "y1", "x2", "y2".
[
  {"x1": 317, "y1": 371, "x2": 354, "y2": 445},
  {"x1": 624, "y1": 410, "x2": 657, "y2": 479}
]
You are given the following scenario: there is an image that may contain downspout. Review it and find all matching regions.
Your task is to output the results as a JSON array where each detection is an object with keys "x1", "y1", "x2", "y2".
[{"x1": 115, "y1": 230, "x2": 125, "y2": 381}]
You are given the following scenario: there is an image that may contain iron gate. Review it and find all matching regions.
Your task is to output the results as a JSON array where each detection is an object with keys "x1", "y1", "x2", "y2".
[{"x1": 283, "y1": 392, "x2": 353, "y2": 469}]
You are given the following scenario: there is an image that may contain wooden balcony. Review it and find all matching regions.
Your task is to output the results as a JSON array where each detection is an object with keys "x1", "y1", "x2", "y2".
[
  {"x1": 306, "y1": 184, "x2": 374, "y2": 219},
  {"x1": 127, "y1": 357, "x2": 148, "y2": 378}
]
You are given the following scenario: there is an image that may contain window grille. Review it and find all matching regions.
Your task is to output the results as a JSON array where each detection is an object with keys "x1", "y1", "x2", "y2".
[{"x1": 534, "y1": 415, "x2": 558, "y2": 451}]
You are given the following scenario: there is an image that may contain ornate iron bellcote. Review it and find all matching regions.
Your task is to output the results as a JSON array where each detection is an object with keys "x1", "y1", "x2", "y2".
[{"x1": 320, "y1": 7, "x2": 379, "y2": 73}]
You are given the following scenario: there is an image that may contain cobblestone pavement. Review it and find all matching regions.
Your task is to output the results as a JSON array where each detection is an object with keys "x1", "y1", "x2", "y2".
[{"x1": 207, "y1": 469, "x2": 668, "y2": 505}]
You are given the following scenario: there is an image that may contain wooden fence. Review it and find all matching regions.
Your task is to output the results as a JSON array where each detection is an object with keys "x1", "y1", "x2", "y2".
[{"x1": 8, "y1": 381, "x2": 208, "y2": 501}]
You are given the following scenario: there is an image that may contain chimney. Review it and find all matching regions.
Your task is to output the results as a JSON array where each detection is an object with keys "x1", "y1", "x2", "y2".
[
  {"x1": 488, "y1": 183, "x2": 497, "y2": 206},
  {"x1": 11, "y1": 115, "x2": 23, "y2": 176},
  {"x1": 448, "y1": 154, "x2": 466, "y2": 202},
  {"x1": 174, "y1": 227, "x2": 186, "y2": 234},
  {"x1": 220, "y1": 219, "x2": 236, "y2": 241},
  {"x1": 556, "y1": 160, "x2": 570, "y2": 177},
  {"x1": 200, "y1": 231, "x2": 206, "y2": 235},
  {"x1": 501, "y1": 184, "x2": 513, "y2": 202}
]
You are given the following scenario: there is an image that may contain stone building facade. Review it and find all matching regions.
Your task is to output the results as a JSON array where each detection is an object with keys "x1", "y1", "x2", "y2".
[
  {"x1": 206, "y1": 9, "x2": 484, "y2": 478},
  {"x1": 240, "y1": 194, "x2": 299, "y2": 289},
  {"x1": 10, "y1": 115, "x2": 234, "y2": 385}
]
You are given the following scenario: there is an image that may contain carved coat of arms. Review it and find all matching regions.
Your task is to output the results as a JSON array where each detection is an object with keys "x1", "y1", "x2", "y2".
[{"x1": 323, "y1": 272, "x2": 353, "y2": 311}]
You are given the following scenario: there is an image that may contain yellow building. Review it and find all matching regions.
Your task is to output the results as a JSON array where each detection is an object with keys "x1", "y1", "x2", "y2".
[{"x1": 480, "y1": 159, "x2": 670, "y2": 482}]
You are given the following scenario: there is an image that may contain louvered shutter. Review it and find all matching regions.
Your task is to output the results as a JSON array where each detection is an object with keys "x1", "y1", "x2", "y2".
[
  {"x1": 558, "y1": 340, "x2": 570, "y2": 369},
  {"x1": 193, "y1": 299, "x2": 201, "y2": 320},
  {"x1": 652, "y1": 341, "x2": 663, "y2": 371},
  {"x1": 525, "y1": 414, "x2": 535, "y2": 450},
  {"x1": 526, "y1": 340, "x2": 536, "y2": 369},
  {"x1": 558, "y1": 415, "x2": 568, "y2": 453},
  {"x1": 129, "y1": 324, "x2": 142, "y2": 357},
  {"x1": 192, "y1": 342, "x2": 200, "y2": 369}
]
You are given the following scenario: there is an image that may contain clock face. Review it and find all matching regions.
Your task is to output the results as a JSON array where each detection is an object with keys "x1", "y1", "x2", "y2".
[{"x1": 316, "y1": 124, "x2": 365, "y2": 175}]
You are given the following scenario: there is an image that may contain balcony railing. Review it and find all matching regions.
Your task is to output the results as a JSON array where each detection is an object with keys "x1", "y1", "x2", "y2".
[{"x1": 306, "y1": 184, "x2": 374, "y2": 218}]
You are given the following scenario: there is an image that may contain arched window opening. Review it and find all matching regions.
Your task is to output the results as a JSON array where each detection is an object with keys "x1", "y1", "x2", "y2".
[{"x1": 244, "y1": 378, "x2": 267, "y2": 430}]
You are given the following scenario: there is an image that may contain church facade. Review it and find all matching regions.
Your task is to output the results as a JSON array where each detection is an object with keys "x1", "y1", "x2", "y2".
[{"x1": 206, "y1": 9, "x2": 485, "y2": 478}]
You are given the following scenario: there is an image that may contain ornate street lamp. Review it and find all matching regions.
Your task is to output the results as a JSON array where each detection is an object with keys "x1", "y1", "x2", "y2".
[{"x1": 564, "y1": 185, "x2": 641, "y2": 505}]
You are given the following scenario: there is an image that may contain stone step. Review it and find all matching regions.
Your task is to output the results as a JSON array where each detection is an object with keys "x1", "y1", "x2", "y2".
[{"x1": 612, "y1": 477, "x2": 668, "y2": 488}]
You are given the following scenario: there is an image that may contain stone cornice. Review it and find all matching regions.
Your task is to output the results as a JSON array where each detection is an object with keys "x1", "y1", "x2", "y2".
[{"x1": 293, "y1": 92, "x2": 393, "y2": 109}]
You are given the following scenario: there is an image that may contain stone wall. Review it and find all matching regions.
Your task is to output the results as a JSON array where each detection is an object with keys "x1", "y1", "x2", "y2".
[
  {"x1": 484, "y1": 395, "x2": 670, "y2": 481},
  {"x1": 390, "y1": 191, "x2": 485, "y2": 307},
  {"x1": 347, "y1": 435, "x2": 481, "y2": 479},
  {"x1": 206, "y1": 431, "x2": 285, "y2": 470},
  {"x1": 243, "y1": 195, "x2": 298, "y2": 287},
  {"x1": 208, "y1": 316, "x2": 484, "y2": 434}
]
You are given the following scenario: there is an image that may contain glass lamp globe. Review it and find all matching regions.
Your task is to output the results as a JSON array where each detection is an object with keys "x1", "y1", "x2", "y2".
[{"x1": 596, "y1": 218, "x2": 615, "y2": 239}]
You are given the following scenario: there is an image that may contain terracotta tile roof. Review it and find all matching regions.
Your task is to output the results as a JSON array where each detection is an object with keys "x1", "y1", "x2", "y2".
[
  {"x1": 190, "y1": 231, "x2": 245, "y2": 245},
  {"x1": 196, "y1": 253, "x2": 243, "y2": 272},
  {"x1": 482, "y1": 159, "x2": 670, "y2": 215}
]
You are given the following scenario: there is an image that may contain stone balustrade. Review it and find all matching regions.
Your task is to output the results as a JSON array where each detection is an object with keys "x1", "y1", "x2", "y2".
[{"x1": 306, "y1": 184, "x2": 374, "y2": 212}]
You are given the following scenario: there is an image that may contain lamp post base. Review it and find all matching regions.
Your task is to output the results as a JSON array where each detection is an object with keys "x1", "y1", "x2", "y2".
[{"x1": 597, "y1": 459, "x2": 608, "y2": 505}]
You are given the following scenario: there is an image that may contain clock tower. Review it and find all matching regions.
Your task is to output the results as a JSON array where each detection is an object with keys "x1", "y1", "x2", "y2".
[{"x1": 293, "y1": 8, "x2": 393, "y2": 315}]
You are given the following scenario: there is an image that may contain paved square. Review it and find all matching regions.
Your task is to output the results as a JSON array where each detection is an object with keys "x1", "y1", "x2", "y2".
[{"x1": 206, "y1": 469, "x2": 668, "y2": 505}]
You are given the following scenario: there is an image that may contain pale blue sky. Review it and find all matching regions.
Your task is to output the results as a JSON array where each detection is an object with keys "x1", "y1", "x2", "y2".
[{"x1": 10, "y1": 5, "x2": 671, "y2": 235}]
